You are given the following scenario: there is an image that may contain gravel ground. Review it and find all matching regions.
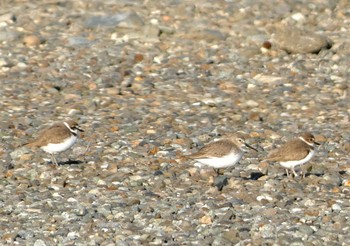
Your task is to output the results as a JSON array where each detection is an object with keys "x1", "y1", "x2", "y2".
[{"x1": 1, "y1": 0, "x2": 350, "y2": 245}]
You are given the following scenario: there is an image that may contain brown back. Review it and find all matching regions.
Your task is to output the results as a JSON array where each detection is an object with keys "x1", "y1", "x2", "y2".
[
  {"x1": 266, "y1": 139, "x2": 312, "y2": 162},
  {"x1": 188, "y1": 139, "x2": 238, "y2": 159},
  {"x1": 26, "y1": 123, "x2": 71, "y2": 147}
]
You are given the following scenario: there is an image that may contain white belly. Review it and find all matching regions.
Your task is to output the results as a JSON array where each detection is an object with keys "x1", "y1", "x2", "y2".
[
  {"x1": 195, "y1": 152, "x2": 243, "y2": 168},
  {"x1": 280, "y1": 150, "x2": 315, "y2": 169},
  {"x1": 41, "y1": 136, "x2": 77, "y2": 154}
]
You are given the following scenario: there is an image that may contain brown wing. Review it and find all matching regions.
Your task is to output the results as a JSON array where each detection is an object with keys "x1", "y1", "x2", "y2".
[
  {"x1": 266, "y1": 139, "x2": 311, "y2": 162},
  {"x1": 26, "y1": 123, "x2": 71, "y2": 147},
  {"x1": 188, "y1": 140, "x2": 236, "y2": 159}
]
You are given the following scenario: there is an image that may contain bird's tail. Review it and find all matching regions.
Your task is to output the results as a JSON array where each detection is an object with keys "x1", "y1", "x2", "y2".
[{"x1": 20, "y1": 141, "x2": 39, "y2": 148}]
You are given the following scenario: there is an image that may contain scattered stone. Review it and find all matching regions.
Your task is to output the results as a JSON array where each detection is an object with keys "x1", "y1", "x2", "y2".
[
  {"x1": 214, "y1": 175, "x2": 228, "y2": 191},
  {"x1": 0, "y1": 13, "x2": 16, "y2": 23},
  {"x1": 23, "y1": 35, "x2": 42, "y2": 46},
  {"x1": 85, "y1": 12, "x2": 144, "y2": 29},
  {"x1": 0, "y1": 29, "x2": 20, "y2": 42},
  {"x1": 259, "y1": 224, "x2": 276, "y2": 239},
  {"x1": 272, "y1": 25, "x2": 332, "y2": 54},
  {"x1": 66, "y1": 37, "x2": 95, "y2": 46},
  {"x1": 200, "y1": 215, "x2": 212, "y2": 224},
  {"x1": 34, "y1": 239, "x2": 46, "y2": 246},
  {"x1": 222, "y1": 229, "x2": 240, "y2": 244}
]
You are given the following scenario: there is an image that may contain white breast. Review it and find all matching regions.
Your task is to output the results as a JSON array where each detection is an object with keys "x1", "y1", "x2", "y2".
[
  {"x1": 280, "y1": 150, "x2": 315, "y2": 169},
  {"x1": 195, "y1": 152, "x2": 243, "y2": 168},
  {"x1": 41, "y1": 135, "x2": 77, "y2": 154}
]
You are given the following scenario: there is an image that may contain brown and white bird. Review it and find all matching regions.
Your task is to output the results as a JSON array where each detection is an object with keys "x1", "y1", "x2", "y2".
[
  {"x1": 187, "y1": 133, "x2": 258, "y2": 174},
  {"x1": 265, "y1": 132, "x2": 320, "y2": 177},
  {"x1": 24, "y1": 120, "x2": 84, "y2": 165}
]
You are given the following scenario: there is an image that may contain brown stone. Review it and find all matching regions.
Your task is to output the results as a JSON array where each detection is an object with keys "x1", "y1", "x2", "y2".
[
  {"x1": 200, "y1": 215, "x2": 212, "y2": 224},
  {"x1": 23, "y1": 35, "x2": 41, "y2": 46}
]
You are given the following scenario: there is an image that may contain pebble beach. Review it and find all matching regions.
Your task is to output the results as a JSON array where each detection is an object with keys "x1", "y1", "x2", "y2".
[{"x1": 1, "y1": 0, "x2": 350, "y2": 245}]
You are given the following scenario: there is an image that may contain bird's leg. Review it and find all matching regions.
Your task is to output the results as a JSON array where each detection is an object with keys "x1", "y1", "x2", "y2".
[
  {"x1": 51, "y1": 154, "x2": 58, "y2": 166},
  {"x1": 285, "y1": 169, "x2": 290, "y2": 177},
  {"x1": 215, "y1": 168, "x2": 220, "y2": 176},
  {"x1": 292, "y1": 168, "x2": 298, "y2": 177}
]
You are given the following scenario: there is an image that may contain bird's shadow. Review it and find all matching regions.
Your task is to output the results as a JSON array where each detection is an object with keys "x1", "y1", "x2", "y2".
[
  {"x1": 242, "y1": 172, "x2": 265, "y2": 181},
  {"x1": 55, "y1": 159, "x2": 84, "y2": 166},
  {"x1": 303, "y1": 172, "x2": 324, "y2": 178}
]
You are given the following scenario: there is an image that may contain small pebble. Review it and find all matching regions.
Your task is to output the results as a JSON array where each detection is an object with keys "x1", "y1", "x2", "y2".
[{"x1": 23, "y1": 35, "x2": 41, "y2": 46}]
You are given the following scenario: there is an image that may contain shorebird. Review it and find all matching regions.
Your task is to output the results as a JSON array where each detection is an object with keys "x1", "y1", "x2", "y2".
[
  {"x1": 265, "y1": 132, "x2": 320, "y2": 177},
  {"x1": 24, "y1": 120, "x2": 84, "y2": 165},
  {"x1": 188, "y1": 133, "x2": 258, "y2": 174}
]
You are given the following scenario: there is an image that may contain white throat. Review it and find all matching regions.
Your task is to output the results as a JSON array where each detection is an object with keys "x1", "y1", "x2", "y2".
[{"x1": 63, "y1": 122, "x2": 78, "y2": 134}]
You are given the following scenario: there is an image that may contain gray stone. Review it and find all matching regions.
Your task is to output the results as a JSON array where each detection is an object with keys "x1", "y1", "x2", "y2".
[
  {"x1": 214, "y1": 175, "x2": 228, "y2": 191},
  {"x1": 34, "y1": 239, "x2": 46, "y2": 246},
  {"x1": 85, "y1": 12, "x2": 144, "y2": 28},
  {"x1": 0, "y1": 30, "x2": 20, "y2": 42},
  {"x1": 273, "y1": 25, "x2": 332, "y2": 53},
  {"x1": 259, "y1": 224, "x2": 276, "y2": 239},
  {"x1": 67, "y1": 37, "x2": 96, "y2": 47},
  {"x1": 0, "y1": 13, "x2": 16, "y2": 23},
  {"x1": 221, "y1": 229, "x2": 240, "y2": 244},
  {"x1": 299, "y1": 225, "x2": 314, "y2": 236}
]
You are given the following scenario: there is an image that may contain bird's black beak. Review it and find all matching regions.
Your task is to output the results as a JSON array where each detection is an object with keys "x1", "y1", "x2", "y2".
[
  {"x1": 314, "y1": 141, "x2": 320, "y2": 145},
  {"x1": 245, "y1": 143, "x2": 258, "y2": 152},
  {"x1": 76, "y1": 126, "x2": 84, "y2": 132}
]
